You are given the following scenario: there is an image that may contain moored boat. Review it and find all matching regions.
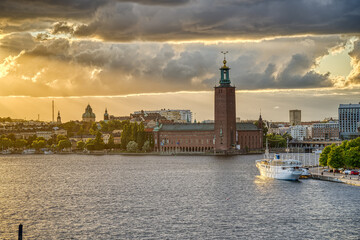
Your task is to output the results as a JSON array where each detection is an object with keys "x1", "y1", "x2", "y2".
[{"x1": 256, "y1": 154, "x2": 303, "y2": 181}]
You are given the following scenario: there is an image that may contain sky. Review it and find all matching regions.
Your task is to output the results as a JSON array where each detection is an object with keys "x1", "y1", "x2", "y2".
[{"x1": 0, "y1": 0, "x2": 360, "y2": 122}]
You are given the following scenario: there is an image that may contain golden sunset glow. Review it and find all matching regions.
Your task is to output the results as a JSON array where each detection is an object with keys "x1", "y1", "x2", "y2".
[{"x1": 0, "y1": 0, "x2": 359, "y2": 121}]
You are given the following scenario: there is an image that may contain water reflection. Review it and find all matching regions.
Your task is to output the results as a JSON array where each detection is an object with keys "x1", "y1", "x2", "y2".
[{"x1": 0, "y1": 154, "x2": 359, "y2": 239}]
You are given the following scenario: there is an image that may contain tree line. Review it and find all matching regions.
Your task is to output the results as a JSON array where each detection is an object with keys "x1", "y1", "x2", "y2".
[{"x1": 319, "y1": 137, "x2": 360, "y2": 169}]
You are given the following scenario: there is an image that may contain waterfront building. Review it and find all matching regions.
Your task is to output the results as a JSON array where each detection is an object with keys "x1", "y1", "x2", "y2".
[
  {"x1": 290, "y1": 125, "x2": 310, "y2": 141},
  {"x1": 268, "y1": 126, "x2": 290, "y2": 135},
  {"x1": 339, "y1": 103, "x2": 360, "y2": 139},
  {"x1": 35, "y1": 131, "x2": 53, "y2": 140},
  {"x1": 289, "y1": 109, "x2": 301, "y2": 126},
  {"x1": 57, "y1": 111, "x2": 62, "y2": 124},
  {"x1": 153, "y1": 57, "x2": 263, "y2": 154},
  {"x1": 312, "y1": 121, "x2": 339, "y2": 141},
  {"x1": 82, "y1": 104, "x2": 96, "y2": 122},
  {"x1": 134, "y1": 109, "x2": 192, "y2": 123}
]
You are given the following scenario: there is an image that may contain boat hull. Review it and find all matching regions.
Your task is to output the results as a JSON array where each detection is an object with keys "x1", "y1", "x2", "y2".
[{"x1": 256, "y1": 163, "x2": 302, "y2": 181}]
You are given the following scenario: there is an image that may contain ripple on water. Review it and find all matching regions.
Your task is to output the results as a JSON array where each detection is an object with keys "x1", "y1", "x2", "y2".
[{"x1": 0, "y1": 154, "x2": 359, "y2": 239}]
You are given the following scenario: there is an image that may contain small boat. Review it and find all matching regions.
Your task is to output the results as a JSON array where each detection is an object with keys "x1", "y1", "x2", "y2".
[
  {"x1": 300, "y1": 168, "x2": 311, "y2": 179},
  {"x1": 22, "y1": 149, "x2": 36, "y2": 154},
  {"x1": 1, "y1": 149, "x2": 11, "y2": 155},
  {"x1": 44, "y1": 150, "x2": 54, "y2": 155}
]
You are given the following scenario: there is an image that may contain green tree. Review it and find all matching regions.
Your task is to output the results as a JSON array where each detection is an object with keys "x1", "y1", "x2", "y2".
[
  {"x1": 142, "y1": 140, "x2": 152, "y2": 152},
  {"x1": 127, "y1": 141, "x2": 138, "y2": 152},
  {"x1": 132, "y1": 123, "x2": 138, "y2": 141},
  {"x1": 31, "y1": 140, "x2": 46, "y2": 150},
  {"x1": 136, "y1": 122, "x2": 145, "y2": 150},
  {"x1": 89, "y1": 122, "x2": 98, "y2": 135},
  {"x1": 344, "y1": 146, "x2": 360, "y2": 168},
  {"x1": 56, "y1": 135, "x2": 67, "y2": 144},
  {"x1": 77, "y1": 141, "x2": 85, "y2": 150},
  {"x1": 58, "y1": 139, "x2": 72, "y2": 151},
  {"x1": 14, "y1": 139, "x2": 27, "y2": 149},
  {"x1": 85, "y1": 139, "x2": 95, "y2": 151},
  {"x1": 327, "y1": 146, "x2": 344, "y2": 169},
  {"x1": 26, "y1": 135, "x2": 37, "y2": 147},
  {"x1": 93, "y1": 131, "x2": 105, "y2": 150},
  {"x1": 7, "y1": 133, "x2": 16, "y2": 142},
  {"x1": 0, "y1": 138, "x2": 12, "y2": 149},
  {"x1": 99, "y1": 121, "x2": 109, "y2": 132},
  {"x1": 319, "y1": 145, "x2": 333, "y2": 166},
  {"x1": 106, "y1": 134, "x2": 115, "y2": 149},
  {"x1": 121, "y1": 124, "x2": 131, "y2": 149}
]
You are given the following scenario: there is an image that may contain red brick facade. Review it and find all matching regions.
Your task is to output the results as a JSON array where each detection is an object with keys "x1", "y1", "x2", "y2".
[{"x1": 214, "y1": 86, "x2": 236, "y2": 152}]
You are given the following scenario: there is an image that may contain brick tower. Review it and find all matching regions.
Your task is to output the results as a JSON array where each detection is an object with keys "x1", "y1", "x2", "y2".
[{"x1": 214, "y1": 53, "x2": 236, "y2": 153}]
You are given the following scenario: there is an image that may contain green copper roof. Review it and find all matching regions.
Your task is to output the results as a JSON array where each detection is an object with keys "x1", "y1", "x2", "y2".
[
  {"x1": 82, "y1": 104, "x2": 96, "y2": 118},
  {"x1": 236, "y1": 123, "x2": 259, "y2": 130},
  {"x1": 158, "y1": 123, "x2": 259, "y2": 131},
  {"x1": 160, "y1": 123, "x2": 214, "y2": 131}
]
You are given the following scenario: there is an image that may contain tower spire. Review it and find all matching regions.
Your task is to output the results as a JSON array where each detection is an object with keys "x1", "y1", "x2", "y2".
[{"x1": 219, "y1": 51, "x2": 231, "y2": 85}]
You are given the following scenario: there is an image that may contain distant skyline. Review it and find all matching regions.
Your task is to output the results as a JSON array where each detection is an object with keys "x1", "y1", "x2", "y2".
[{"x1": 1, "y1": 0, "x2": 360, "y2": 121}]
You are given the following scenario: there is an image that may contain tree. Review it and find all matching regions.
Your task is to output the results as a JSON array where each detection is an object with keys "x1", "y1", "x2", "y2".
[
  {"x1": 31, "y1": 140, "x2": 46, "y2": 150},
  {"x1": 127, "y1": 141, "x2": 138, "y2": 152},
  {"x1": 77, "y1": 141, "x2": 85, "y2": 150},
  {"x1": 58, "y1": 139, "x2": 72, "y2": 151},
  {"x1": 106, "y1": 134, "x2": 115, "y2": 149},
  {"x1": 14, "y1": 139, "x2": 27, "y2": 149},
  {"x1": 93, "y1": 131, "x2": 105, "y2": 150},
  {"x1": 344, "y1": 146, "x2": 360, "y2": 169},
  {"x1": 121, "y1": 124, "x2": 131, "y2": 149},
  {"x1": 142, "y1": 140, "x2": 152, "y2": 152},
  {"x1": 0, "y1": 138, "x2": 12, "y2": 149},
  {"x1": 131, "y1": 123, "x2": 138, "y2": 141},
  {"x1": 136, "y1": 122, "x2": 145, "y2": 150},
  {"x1": 327, "y1": 146, "x2": 344, "y2": 169},
  {"x1": 319, "y1": 145, "x2": 333, "y2": 166},
  {"x1": 56, "y1": 135, "x2": 67, "y2": 144}
]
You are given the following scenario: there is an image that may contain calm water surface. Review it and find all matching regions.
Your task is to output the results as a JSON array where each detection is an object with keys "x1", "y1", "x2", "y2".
[{"x1": 0, "y1": 154, "x2": 359, "y2": 239}]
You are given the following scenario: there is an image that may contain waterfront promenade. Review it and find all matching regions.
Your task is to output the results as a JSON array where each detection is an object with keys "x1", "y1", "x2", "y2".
[{"x1": 309, "y1": 167, "x2": 360, "y2": 187}]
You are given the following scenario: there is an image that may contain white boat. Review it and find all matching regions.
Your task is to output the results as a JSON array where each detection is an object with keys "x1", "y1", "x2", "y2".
[
  {"x1": 256, "y1": 155, "x2": 303, "y2": 181},
  {"x1": 256, "y1": 139, "x2": 303, "y2": 181},
  {"x1": 44, "y1": 150, "x2": 54, "y2": 155},
  {"x1": 22, "y1": 149, "x2": 36, "y2": 154},
  {"x1": 1, "y1": 149, "x2": 11, "y2": 154}
]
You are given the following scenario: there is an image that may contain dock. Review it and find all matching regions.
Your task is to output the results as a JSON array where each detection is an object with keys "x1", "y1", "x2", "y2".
[{"x1": 309, "y1": 167, "x2": 360, "y2": 187}]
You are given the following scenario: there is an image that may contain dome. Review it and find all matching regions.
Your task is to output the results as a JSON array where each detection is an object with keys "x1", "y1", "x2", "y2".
[{"x1": 82, "y1": 104, "x2": 96, "y2": 118}]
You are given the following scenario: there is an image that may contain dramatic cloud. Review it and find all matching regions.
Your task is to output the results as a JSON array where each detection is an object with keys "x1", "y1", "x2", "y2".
[
  {"x1": 0, "y1": 33, "x2": 352, "y2": 97},
  {"x1": 347, "y1": 39, "x2": 360, "y2": 85},
  {"x1": 1, "y1": 0, "x2": 360, "y2": 41}
]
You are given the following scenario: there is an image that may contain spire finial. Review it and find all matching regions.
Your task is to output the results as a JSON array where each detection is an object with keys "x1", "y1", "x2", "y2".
[{"x1": 221, "y1": 51, "x2": 228, "y2": 67}]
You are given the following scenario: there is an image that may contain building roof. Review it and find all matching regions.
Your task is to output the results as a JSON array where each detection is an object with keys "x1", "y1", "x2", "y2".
[
  {"x1": 236, "y1": 123, "x2": 259, "y2": 131},
  {"x1": 160, "y1": 123, "x2": 214, "y2": 131},
  {"x1": 158, "y1": 122, "x2": 259, "y2": 131},
  {"x1": 82, "y1": 104, "x2": 96, "y2": 118}
]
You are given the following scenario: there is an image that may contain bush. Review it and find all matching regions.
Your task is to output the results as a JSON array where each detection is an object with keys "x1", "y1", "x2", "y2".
[
  {"x1": 127, "y1": 141, "x2": 138, "y2": 152},
  {"x1": 142, "y1": 140, "x2": 152, "y2": 152}
]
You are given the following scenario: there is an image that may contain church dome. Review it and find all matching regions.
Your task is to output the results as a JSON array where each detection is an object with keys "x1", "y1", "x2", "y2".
[{"x1": 82, "y1": 104, "x2": 96, "y2": 118}]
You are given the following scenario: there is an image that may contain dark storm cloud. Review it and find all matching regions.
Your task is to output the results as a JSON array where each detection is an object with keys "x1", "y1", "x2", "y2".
[{"x1": 1, "y1": 0, "x2": 360, "y2": 41}]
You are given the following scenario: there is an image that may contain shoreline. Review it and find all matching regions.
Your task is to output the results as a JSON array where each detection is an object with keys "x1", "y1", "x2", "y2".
[{"x1": 309, "y1": 168, "x2": 360, "y2": 187}]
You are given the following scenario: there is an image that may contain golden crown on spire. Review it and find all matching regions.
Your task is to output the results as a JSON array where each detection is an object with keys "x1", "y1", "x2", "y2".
[{"x1": 221, "y1": 51, "x2": 228, "y2": 68}]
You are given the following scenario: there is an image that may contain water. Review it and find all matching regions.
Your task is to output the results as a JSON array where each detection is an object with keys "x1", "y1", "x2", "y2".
[{"x1": 0, "y1": 154, "x2": 359, "y2": 239}]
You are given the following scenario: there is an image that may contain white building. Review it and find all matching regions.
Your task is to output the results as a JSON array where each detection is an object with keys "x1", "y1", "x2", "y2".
[
  {"x1": 134, "y1": 109, "x2": 192, "y2": 123},
  {"x1": 290, "y1": 125, "x2": 311, "y2": 141},
  {"x1": 339, "y1": 103, "x2": 360, "y2": 139}
]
